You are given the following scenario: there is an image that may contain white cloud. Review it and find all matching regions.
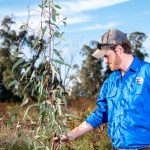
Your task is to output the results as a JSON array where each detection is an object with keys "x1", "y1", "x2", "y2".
[
  {"x1": 0, "y1": 0, "x2": 129, "y2": 25},
  {"x1": 58, "y1": 0, "x2": 129, "y2": 25},
  {"x1": 75, "y1": 21, "x2": 121, "y2": 31},
  {"x1": 66, "y1": 15, "x2": 91, "y2": 24},
  {"x1": 15, "y1": 10, "x2": 37, "y2": 18},
  {"x1": 60, "y1": 0, "x2": 129, "y2": 15}
]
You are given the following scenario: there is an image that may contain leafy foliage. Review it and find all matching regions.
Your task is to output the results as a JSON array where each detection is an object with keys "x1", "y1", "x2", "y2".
[
  {"x1": 1, "y1": 0, "x2": 70, "y2": 149},
  {"x1": 71, "y1": 41, "x2": 107, "y2": 98},
  {"x1": 0, "y1": 16, "x2": 31, "y2": 101},
  {"x1": 129, "y1": 32, "x2": 148, "y2": 60}
]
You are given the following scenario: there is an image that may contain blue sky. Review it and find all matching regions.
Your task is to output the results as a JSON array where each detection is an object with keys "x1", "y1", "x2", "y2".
[{"x1": 0, "y1": 0, "x2": 150, "y2": 63}]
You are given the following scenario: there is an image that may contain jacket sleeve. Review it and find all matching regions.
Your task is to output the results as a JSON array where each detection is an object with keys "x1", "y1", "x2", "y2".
[{"x1": 85, "y1": 80, "x2": 108, "y2": 128}]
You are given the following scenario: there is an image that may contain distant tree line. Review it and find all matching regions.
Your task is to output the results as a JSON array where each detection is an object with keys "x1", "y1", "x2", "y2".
[
  {"x1": 0, "y1": 16, "x2": 148, "y2": 101},
  {"x1": 0, "y1": 16, "x2": 61, "y2": 102}
]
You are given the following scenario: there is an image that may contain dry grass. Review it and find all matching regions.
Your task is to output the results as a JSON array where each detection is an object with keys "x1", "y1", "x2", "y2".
[
  {"x1": 0, "y1": 98, "x2": 112, "y2": 150},
  {"x1": 66, "y1": 97, "x2": 112, "y2": 150},
  {"x1": 0, "y1": 124, "x2": 15, "y2": 147}
]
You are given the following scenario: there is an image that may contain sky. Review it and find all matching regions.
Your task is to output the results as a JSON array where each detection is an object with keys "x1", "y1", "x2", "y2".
[{"x1": 0, "y1": 0, "x2": 150, "y2": 64}]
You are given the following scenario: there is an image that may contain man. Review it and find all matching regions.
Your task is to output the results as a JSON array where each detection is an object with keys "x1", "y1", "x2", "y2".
[{"x1": 53, "y1": 29, "x2": 150, "y2": 150}]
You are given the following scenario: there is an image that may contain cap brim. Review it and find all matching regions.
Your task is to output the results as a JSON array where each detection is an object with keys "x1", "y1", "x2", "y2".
[{"x1": 92, "y1": 49, "x2": 106, "y2": 59}]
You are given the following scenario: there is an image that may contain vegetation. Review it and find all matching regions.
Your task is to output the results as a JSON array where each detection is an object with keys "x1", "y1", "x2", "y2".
[
  {"x1": 0, "y1": 0, "x2": 149, "y2": 149},
  {"x1": 0, "y1": 16, "x2": 29, "y2": 101},
  {"x1": 0, "y1": 98, "x2": 112, "y2": 150},
  {"x1": 1, "y1": 0, "x2": 69, "y2": 149},
  {"x1": 129, "y1": 32, "x2": 148, "y2": 60}
]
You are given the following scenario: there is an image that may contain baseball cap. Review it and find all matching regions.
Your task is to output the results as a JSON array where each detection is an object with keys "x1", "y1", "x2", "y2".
[{"x1": 92, "y1": 29, "x2": 130, "y2": 58}]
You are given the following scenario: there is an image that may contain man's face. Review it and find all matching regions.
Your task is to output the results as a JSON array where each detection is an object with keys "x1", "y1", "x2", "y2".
[{"x1": 103, "y1": 46, "x2": 121, "y2": 71}]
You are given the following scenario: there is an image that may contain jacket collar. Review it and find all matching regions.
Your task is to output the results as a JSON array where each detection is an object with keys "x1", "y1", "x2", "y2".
[{"x1": 130, "y1": 56, "x2": 142, "y2": 72}]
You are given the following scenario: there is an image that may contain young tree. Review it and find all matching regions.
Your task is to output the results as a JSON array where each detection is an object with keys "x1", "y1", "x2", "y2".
[{"x1": 8, "y1": 0, "x2": 69, "y2": 149}]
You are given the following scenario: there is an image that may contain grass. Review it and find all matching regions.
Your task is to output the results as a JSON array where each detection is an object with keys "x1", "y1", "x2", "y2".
[
  {"x1": 0, "y1": 98, "x2": 112, "y2": 150},
  {"x1": 66, "y1": 97, "x2": 112, "y2": 150}
]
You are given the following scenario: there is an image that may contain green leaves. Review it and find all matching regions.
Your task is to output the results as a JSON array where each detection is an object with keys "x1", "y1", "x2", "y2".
[
  {"x1": 12, "y1": 51, "x2": 24, "y2": 58},
  {"x1": 23, "y1": 103, "x2": 41, "y2": 120},
  {"x1": 52, "y1": 49, "x2": 70, "y2": 66},
  {"x1": 19, "y1": 24, "x2": 26, "y2": 30},
  {"x1": 52, "y1": 59, "x2": 70, "y2": 66},
  {"x1": 53, "y1": 48, "x2": 63, "y2": 61},
  {"x1": 12, "y1": 58, "x2": 25, "y2": 72},
  {"x1": 55, "y1": 5, "x2": 61, "y2": 9},
  {"x1": 8, "y1": 80, "x2": 18, "y2": 87},
  {"x1": 8, "y1": 0, "x2": 69, "y2": 149}
]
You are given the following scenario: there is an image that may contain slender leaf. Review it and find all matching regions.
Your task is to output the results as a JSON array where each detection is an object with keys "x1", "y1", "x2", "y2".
[
  {"x1": 20, "y1": 66, "x2": 31, "y2": 81},
  {"x1": 8, "y1": 80, "x2": 18, "y2": 87},
  {"x1": 52, "y1": 8, "x2": 56, "y2": 22},
  {"x1": 55, "y1": 5, "x2": 61, "y2": 9},
  {"x1": 12, "y1": 58, "x2": 25, "y2": 72},
  {"x1": 23, "y1": 103, "x2": 41, "y2": 120},
  {"x1": 53, "y1": 49, "x2": 64, "y2": 61},
  {"x1": 52, "y1": 59, "x2": 70, "y2": 66}
]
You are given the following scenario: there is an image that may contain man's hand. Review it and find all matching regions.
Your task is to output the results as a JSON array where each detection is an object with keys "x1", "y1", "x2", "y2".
[
  {"x1": 53, "y1": 134, "x2": 69, "y2": 144},
  {"x1": 51, "y1": 134, "x2": 69, "y2": 150},
  {"x1": 51, "y1": 121, "x2": 93, "y2": 149}
]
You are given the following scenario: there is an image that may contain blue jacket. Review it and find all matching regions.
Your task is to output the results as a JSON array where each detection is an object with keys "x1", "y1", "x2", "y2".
[{"x1": 86, "y1": 56, "x2": 150, "y2": 149}]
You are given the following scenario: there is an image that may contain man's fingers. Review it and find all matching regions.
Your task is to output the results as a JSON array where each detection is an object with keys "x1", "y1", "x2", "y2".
[
  {"x1": 53, "y1": 136, "x2": 59, "y2": 141},
  {"x1": 52, "y1": 134, "x2": 68, "y2": 143},
  {"x1": 60, "y1": 135, "x2": 68, "y2": 141},
  {"x1": 51, "y1": 139, "x2": 60, "y2": 150}
]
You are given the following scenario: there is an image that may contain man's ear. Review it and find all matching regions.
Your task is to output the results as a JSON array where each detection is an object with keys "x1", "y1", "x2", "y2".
[{"x1": 116, "y1": 45, "x2": 124, "y2": 54}]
